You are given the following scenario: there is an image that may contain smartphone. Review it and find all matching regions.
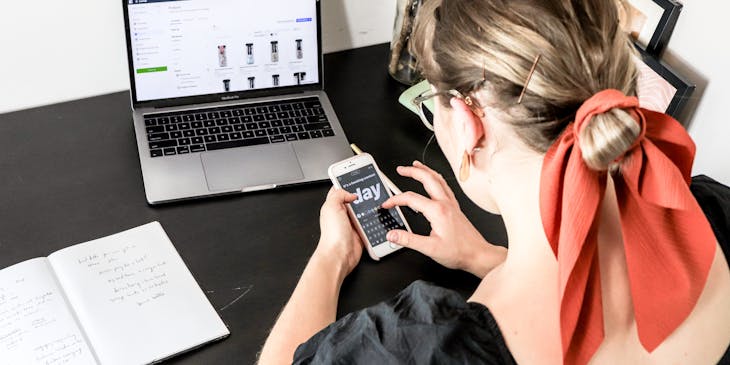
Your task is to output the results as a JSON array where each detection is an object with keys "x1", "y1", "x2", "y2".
[{"x1": 328, "y1": 153, "x2": 411, "y2": 261}]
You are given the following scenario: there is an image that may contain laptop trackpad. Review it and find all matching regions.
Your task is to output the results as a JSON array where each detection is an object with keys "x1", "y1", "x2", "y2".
[{"x1": 200, "y1": 144, "x2": 304, "y2": 191}]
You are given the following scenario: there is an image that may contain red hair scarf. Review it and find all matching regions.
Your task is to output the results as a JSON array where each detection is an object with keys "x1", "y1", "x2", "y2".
[{"x1": 540, "y1": 89, "x2": 717, "y2": 364}]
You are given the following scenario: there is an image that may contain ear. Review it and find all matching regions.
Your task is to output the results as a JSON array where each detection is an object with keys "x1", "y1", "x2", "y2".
[{"x1": 449, "y1": 97, "x2": 485, "y2": 152}]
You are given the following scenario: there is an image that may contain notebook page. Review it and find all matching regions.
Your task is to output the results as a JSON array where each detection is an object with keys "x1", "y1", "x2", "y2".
[
  {"x1": 0, "y1": 258, "x2": 97, "y2": 365},
  {"x1": 47, "y1": 222, "x2": 228, "y2": 365}
]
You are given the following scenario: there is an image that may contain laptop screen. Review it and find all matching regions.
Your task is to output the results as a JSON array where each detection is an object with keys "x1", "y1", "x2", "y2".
[{"x1": 126, "y1": 0, "x2": 320, "y2": 102}]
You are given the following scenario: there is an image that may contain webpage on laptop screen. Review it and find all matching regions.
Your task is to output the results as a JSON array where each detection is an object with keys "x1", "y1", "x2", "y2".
[{"x1": 128, "y1": 0, "x2": 319, "y2": 102}]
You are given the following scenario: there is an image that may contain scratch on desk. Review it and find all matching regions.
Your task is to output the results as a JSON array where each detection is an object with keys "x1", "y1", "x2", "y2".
[{"x1": 219, "y1": 285, "x2": 253, "y2": 311}]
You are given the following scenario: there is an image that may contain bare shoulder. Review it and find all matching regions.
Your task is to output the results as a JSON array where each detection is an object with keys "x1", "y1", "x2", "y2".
[
  {"x1": 591, "y1": 242, "x2": 730, "y2": 365},
  {"x1": 469, "y1": 242, "x2": 730, "y2": 365},
  {"x1": 652, "y1": 243, "x2": 730, "y2": 363},
  {"x1": 469, "y1": 253, "x2": 563, "y2": 365}
]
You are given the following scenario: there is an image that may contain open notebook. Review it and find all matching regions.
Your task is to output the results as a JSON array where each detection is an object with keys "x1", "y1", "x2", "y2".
[{"x1": 0, "y1": 222, "x2": 229, "y2": 365}]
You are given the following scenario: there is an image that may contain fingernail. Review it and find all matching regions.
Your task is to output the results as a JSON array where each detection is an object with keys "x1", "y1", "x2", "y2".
[{"x1": 387, "y1": 231, "x2": 398, "y2": 242}]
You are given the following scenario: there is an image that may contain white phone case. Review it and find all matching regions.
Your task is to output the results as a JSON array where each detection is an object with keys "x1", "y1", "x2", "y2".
[{"x1": 328, "y1": 154, "x2": 411, "y2": 260}]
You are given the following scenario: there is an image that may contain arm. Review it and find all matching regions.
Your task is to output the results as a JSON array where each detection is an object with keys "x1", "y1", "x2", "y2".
[
  {"x1": 258, "y1": 189, "x2": 362, "y2": 365},
  {"x1": 257, "y1": 253, "x2": 345, "y2": 364},
  {"x1": 382, "y1": 161, "x2": 507, "y2": 278}
]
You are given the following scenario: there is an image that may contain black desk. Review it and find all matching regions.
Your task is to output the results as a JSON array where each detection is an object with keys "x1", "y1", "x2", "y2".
[{"x1": 0, "y1": 43, "x2": 506, "y2": 363}]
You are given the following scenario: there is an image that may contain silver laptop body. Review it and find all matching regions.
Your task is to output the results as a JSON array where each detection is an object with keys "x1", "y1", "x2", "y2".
[{"x1": 122, "y1": 0, "x2": 352, "y2": 204}]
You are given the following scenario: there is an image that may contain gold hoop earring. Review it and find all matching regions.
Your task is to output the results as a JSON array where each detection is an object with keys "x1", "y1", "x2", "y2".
[{"x1": 459, "y1": 151, "x2": 472, "y2": 182}]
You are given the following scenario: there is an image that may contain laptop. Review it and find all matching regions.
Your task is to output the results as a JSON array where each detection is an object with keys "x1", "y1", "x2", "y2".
[{"x1": 122, "y1": 0, "x2": 352, "y2": 204}]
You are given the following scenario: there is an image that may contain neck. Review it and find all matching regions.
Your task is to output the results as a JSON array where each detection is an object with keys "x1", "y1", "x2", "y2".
[
  {"x1": 493, "y1": 153, "x2": 545, "y2": 239},
  {"x1": 485, "y1": 150, "x2": 556, "y2": 273},
  {"x1": 469, "y1": 147, "x2": 562, "y2": 361}
]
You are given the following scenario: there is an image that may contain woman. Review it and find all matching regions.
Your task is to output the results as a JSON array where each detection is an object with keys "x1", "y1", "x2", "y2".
[{"x1": 259, "y1": 0, "x2": 730, "y2": 363}]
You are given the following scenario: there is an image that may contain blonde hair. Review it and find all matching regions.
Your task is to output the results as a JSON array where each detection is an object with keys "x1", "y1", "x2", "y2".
[{"x1": 411, "y1": 0, "x2": 641, "y2": 171}]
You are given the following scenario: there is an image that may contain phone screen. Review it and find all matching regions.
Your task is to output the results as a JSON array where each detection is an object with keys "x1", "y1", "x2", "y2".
[{"x1": 337, "y1": 164, "x2": 407, "y2": 247}]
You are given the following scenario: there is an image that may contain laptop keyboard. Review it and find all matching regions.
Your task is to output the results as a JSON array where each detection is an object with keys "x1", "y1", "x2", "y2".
[{"x1": 143, "y1": 97, "x2": 334, "y2": 158}]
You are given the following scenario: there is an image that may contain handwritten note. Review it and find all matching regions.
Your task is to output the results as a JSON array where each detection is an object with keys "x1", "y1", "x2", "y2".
[
  {"x1": 0, "y1": 258, "x2": 96, "y2": 365},
  {"x1": 34, "y1": 334, "x2": 86, "y2": 365},
  {"x1": 46, "y1": 222, "x2": 228, "y2": 365},
  {"x1": 73, "y1": 244, "x2": 170, "y2": 307}
]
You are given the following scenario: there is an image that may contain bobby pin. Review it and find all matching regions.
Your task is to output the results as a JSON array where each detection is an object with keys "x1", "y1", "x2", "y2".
[{"x1": 517, "y1": 54, "x2": 542, "y2": 104}]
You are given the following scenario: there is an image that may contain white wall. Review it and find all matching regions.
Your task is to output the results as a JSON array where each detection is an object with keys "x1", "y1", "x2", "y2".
[
  {"x1": 0, "y1": 0, "x2": 130, "y2": 113},
  {"x1": 666, "y1": 0, "x2": 730, "y2": 185},
  {"x1": 0, "y1": 0, "x2": 395, "y2": 114},
  {"x1": 0, "y1": 0, "x2": 727, "y2": 184}
]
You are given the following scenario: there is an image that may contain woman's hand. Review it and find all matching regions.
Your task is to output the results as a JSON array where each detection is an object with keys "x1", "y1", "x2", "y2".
[
  {"x1": 313, "y1": 187, "x2": 363, "y2": 280},
  {"x1": 382, "y1": 161, "x2": 506, "y2": 278}
]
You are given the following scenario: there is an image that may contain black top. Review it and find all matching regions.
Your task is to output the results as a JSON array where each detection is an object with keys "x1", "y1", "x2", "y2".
[
  {"x1": 294, "y1": 280, "x2": 516, "y2": 365},
  {"x1": 295, "y1": 175, "x2": 730, "y2": 365}
]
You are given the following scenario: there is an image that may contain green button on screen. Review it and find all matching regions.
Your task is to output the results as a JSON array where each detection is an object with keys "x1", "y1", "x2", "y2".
[{"x1": 136, "y1": 66, "x2": 168, "y2": 74}]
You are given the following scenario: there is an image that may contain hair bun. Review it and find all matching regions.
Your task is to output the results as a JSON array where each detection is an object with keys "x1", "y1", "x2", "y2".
[{"x1": 578, "y1": 107, "x2": 642, "y2": 171}]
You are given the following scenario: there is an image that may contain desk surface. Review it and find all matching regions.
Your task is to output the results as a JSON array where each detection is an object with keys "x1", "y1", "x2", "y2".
[{"x1": 0, "y1": 43, "x2": 506, "y2": 363}]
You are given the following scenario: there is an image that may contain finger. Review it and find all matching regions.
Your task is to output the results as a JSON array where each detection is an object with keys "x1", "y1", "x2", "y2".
[
  {"x1": 326, "y1": 187, "x2": 357, "y2": 205},
  {"x1": 381, "y1": 192, "x2": 439, "y2": 221},
  {"x1": 412, "y1": 161, "x2": 456, "y2": 200},
  {"x1": 412, "y1": 160, "x2": 446, "y2": 183},
  {"x1": 396, "y1": 165, "x2": 449, "y2": 201},
  {"x1": 386, "y1": 229, "x2": 436, "y2": 257}
]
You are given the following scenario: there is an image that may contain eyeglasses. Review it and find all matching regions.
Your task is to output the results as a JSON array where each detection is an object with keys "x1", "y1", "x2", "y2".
[
  {"x1": 411, "y1": 54, "x2": 541, "y2": 131},
  {"x1": 412, "y1": 89, "x2": 466, "y2": 131}
]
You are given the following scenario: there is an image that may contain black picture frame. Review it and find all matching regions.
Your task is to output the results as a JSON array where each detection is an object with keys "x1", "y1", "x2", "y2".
[
  {"x1": 635, "y1": 46, "x2": 695, "y2": 118},
  {"x1": 625, "y1": 0, "x2": 682, "y2": 56}
]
